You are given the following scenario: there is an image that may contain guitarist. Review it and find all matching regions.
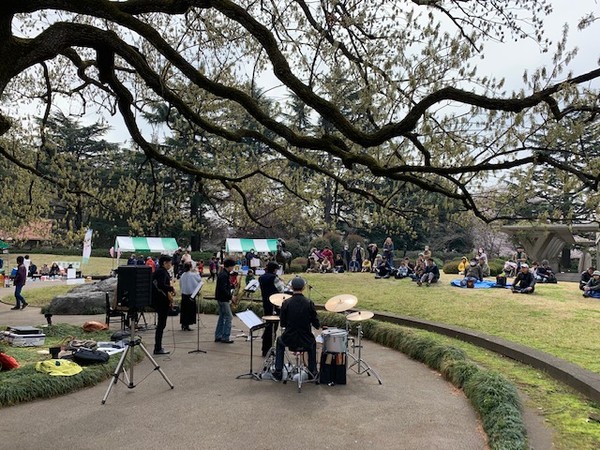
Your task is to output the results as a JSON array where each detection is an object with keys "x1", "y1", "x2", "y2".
[{"x1": 152, "y1": 255, "x2": 175, "y2": 355}]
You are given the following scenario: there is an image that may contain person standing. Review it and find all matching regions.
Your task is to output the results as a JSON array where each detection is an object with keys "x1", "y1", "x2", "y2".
[
  {"x1": 12, "y1": 256, "x2": 28, "y2": 310},
  {"x1": 512, "y1": 245, "x2": 528, "y2": 272},
  {"x1": 259, "y1": 261, "x2": 282, "y2": 356},
  {"x1": 23, "y1": 254, "x2": 31, "y2": 273},
  {"x1": 214, "y1": 258, "x2": 236, "y2": 344},
  {"x1": 208, "y1": 257, "x2": 218, "y2": 282},
  {"x1": 382, "y1": 237, "x2": 394, "y2": 267},
  {"x1": 352, "y1": 243, "x2": 365, "y2": 267},
  {"x1": 152, "y1": 255, "x2": 175, "y2": 355},
  {"x1": 272, "y1": 277, "x2": 320, "y2": 381},
  {"x1": 179, "y1": 261, "x2": 202, "y2": 331},
  {"x1": 341, "y1": 245, "x2": 351, "y2": 271},
  {"x1": 367, "y1": 243, "x2": 379, "y2": 267}
]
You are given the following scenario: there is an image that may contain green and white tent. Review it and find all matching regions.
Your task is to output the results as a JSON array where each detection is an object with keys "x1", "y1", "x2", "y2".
[
  {"x1": 115, "y1": 236, "x2": 179, "y2": 254},
  {"x1": 225, "y1": 238, "x2": 278, "y2": 253}
]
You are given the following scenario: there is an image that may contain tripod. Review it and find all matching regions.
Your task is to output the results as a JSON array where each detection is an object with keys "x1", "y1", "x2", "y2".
[
  {"x1": 347, "y1": 323, "x2": 382, "y2": 385},
  {"x1": 189, "y1": 293, "x2": 207, "y2": 355},
  {"x1": 101, "y1": 314, "x2": 174, "y2": 404}
]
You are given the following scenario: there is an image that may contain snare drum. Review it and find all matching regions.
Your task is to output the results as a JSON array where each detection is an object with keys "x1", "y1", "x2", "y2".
[{"x1": 321, "y1": 328, "x2": 348, "y2": 353}]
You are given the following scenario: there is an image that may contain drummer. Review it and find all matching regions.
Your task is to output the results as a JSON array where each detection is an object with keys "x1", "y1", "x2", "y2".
[
  {"x1": 259, "y1": 261, "x2": 283, "y2": 357},
  {"x1": 272, "y1": 277, "x2": 320, "y2": 381}
]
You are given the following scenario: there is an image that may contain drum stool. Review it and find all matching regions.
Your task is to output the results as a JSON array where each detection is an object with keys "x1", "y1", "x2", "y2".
[{"x1": 284, "y1": 347, "x2": 318, "y2": 393}]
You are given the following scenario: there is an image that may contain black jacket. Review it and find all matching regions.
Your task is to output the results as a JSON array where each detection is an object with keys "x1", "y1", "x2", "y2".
[
  {"x1": 280, "y1": 294, "x2": 320, "y2": 350},
  {"x1": 215, "y1": 269, "x2": 233, "y2": 302},
  {"x1": 152, "y1": 266, "x2": 173, "y2": 311},
  {"x1": 259, "y1": 272, "x2": 279, "y2": 315}
]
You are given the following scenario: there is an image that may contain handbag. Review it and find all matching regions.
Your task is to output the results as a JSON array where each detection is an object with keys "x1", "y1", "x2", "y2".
[{"x1": 72, "y1": 348, "x2": 110, "y2": 365}]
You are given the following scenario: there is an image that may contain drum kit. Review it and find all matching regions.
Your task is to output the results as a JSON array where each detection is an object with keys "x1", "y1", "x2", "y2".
[
  {"x1": 258, "y1": 291, "x2": 382, "y2": 385},
  {"x1": 323, "y1": 294, "x2": 382, "y2": 385}
]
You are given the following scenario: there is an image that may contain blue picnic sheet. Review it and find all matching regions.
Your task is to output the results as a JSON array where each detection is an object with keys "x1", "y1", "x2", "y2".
[{"x1": 450, "y1": 279, "x2": 512, "y2": 289}]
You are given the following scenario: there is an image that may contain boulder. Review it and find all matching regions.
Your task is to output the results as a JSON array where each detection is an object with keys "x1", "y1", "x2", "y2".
[{"x1": 47, "y1": 277, "x2": 118, "y2": 315}]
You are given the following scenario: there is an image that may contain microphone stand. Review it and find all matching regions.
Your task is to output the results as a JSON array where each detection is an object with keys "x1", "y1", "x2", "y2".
[{"x1": 188, "y1": 292, "x2": 207, "y2": 354}]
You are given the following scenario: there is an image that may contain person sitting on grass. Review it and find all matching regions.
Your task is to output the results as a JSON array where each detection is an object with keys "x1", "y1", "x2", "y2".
[
  {"x1": 320, "y1": 258, "x2": 332, "y2": 273},
  {"x1": 536, "y1": 260, "x2": 557, "y2": 283},
  {"x1": 394, "y1": 260, "x2": 410, "y2": 279},
  {"x1": 457, "y1": 256, "x2": 469, "y2": 276},
  {"x1": 478, "y1": 256, "x2": 490, "y2": 278},
  {"x1": 461, "y1": 259, "x2": 483, "y2": 286},
  {"x1": 361, "y1": 259, "x2": 372, "y2": 273},
  {"x1": 580, "y1": 266, "x2": 596, "y2": 290},
  {"x1": 410, "y1": 254, "x2": 426, "y2": 281},
  {"x1": 511, "y1": 264, "x2": 536, "y2": 294},
  {"x1": 334, "y1": 254, "x2": 345, "y2": 273},
  {"x1": 582, "y1": 270, "x2": 600, "y2": 298},
  {"x1": 375, "y1": 256, "x2": 392, "y2": 279},
  {"x1": 417, "y1": 258, "x2": 440, "y2": 286},
  {"x1": 349, "y1": 257, "x2": 360, "y2": 272}
]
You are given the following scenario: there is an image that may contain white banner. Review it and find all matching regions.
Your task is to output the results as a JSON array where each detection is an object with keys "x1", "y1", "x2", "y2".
[{"x1": 82, "y1": 229, "x2": 93, "y2": 264}]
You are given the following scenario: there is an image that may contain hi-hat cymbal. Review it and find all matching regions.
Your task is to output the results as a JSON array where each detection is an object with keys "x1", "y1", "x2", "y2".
[
  {"x1": 325, "y1": 294, "x2": 358, "y2": 312},
  {"x1": 269, "y1": 293, "x2": 291, "y2": 306},
  {"x1": 346, "y1": 310, "x2": 374, "y2": 322}
]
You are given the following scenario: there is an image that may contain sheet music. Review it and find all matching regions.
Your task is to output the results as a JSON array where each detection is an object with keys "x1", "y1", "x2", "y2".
[
  {"x1": 236, "y1": 310, "x2": 264, "y2": 330},
  {"x1": 191, "y1": 279, "x2": 204, "y2": 298}
]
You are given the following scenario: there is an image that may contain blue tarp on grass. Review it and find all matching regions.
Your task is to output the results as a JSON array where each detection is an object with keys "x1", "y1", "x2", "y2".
[{"x1": 450, "y1": 279, "x2": 512, "y2": 289}]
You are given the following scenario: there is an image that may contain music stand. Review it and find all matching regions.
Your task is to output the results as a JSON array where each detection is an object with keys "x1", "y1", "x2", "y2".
[
  {"x1": 189, "y1": 279, "x2": 207, "y2": 355},
  {"x1": 235, "y1": 309, "x2": 266, "y2": 381}
]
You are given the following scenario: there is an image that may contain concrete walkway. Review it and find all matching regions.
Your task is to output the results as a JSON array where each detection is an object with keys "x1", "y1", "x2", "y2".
[{"x1": 1, "y1": 301, "x2": 489, "y2": 450}]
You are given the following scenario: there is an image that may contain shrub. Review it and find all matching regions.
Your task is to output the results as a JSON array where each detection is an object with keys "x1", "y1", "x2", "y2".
[
  {"x1": 443, "y1": 259, "x2": 461, "y2": 274},
  {"x1": 488, "y1": 258, "x2": 505, "y2": 277}
]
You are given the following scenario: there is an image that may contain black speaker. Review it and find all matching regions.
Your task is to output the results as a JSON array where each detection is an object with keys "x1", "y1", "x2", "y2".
[{"x1": 117, "y1": 265, "x2": 152, "y2": 309}]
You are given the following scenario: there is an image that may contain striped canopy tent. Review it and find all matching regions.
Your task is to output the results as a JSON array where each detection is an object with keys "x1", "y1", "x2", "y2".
[
  {"x1": 115, "y1": 236, "x2": 179, "y2": 254},
  {"x1": 225, "y1": 238, "x2": 278, "y2": 254}
]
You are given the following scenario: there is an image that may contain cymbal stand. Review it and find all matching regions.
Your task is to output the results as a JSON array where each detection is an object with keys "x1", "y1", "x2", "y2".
[
  {"x1": 347, "y1": 323, "x2": 382, "y2": 385},
  {"x1": 260, "y1": 321, "x2": 292, "y2": 379}
]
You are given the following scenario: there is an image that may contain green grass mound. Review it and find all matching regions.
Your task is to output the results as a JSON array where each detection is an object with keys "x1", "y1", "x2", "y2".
[
  {"x1": 198, "y1": 299, "x2": 527, "y2": 450},
  {"x1": 0, "y1": 324, "x2": 143, "y2": 407}
]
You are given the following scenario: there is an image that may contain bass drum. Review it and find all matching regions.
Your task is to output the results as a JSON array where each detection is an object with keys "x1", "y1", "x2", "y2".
[{"x1": 321, "y1": 328, "x2": 348, "y2": 353}]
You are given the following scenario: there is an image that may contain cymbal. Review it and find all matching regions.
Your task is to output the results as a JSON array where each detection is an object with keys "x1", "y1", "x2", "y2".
[
  {"x1": 262, "y1": 315, "x2": 280, "y2": 322},
  {"x1": 346, "y1": 310, "x2": 374, "y2": 322},
  {"x1": 325, "y1": 294, "x2": 358, "y2": 312},
  {"x1": 269, "y1": 293, "x2": 291, "y2": 306}
]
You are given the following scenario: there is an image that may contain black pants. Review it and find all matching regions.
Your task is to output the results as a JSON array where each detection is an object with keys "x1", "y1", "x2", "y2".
[{"x1": 154, "y1": 307, "x2": 168, "y2": 352}]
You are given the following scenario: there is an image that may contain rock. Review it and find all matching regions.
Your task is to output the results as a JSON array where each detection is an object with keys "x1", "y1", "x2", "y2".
[{"x1": 47, "y1": 277, "x2": 118, "y2": 315}]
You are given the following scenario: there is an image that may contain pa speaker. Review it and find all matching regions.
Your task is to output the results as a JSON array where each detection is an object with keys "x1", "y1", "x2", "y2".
[{"x1": 117, "y1": 265, "x2": 152, "y2": 309}]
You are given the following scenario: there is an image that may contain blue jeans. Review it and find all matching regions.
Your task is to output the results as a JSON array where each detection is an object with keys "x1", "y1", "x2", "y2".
[
  {"x1": 215, "y1": 301, "x2": 232, "y2": 341},
  {"x1": 14, "y1": 284, "x2": 26, "y2": 308},
  {"x1": 275, "y1": 337, "x2": 317, "y2": 375},
  {"x1": 460, "y1": 276, "x2": 478, "y2": 286}
]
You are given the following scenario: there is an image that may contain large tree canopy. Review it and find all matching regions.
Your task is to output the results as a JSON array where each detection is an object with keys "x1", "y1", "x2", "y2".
[{"x1": 1, "y1": 0, "x2": 599, "y2": 227}]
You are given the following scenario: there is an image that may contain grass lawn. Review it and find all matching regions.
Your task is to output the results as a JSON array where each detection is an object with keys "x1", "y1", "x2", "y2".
[
  {"x1": 300, "y1": 272, "x2": 600, "y2": 374},
  {"x1": 2, "y1": 254, "x2": 115, "y2": 276}
]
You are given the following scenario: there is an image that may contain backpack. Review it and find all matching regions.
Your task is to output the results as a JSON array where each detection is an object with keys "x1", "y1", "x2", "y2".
[
  {"x1": 496, "y1": 275, "x2": 507, "y2": 287},
  {"x1": 72, "y1": 348, "x2": 110, "y2": 365}
]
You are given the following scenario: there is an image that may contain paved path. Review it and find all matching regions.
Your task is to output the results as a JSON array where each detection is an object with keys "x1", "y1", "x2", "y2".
[{"x1": 1, "y1": 301, "x2": 490, "y2": 450}]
